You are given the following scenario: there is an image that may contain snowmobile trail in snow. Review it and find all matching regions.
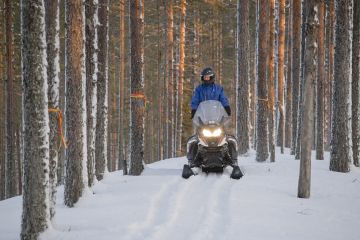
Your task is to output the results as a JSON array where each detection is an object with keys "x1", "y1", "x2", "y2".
[
  {"x1": 148, "y1": 174, "x2": 235, "y2": 240},
  {"x1": 124, "y1": 176, "x2": 183, "y2": 240}
]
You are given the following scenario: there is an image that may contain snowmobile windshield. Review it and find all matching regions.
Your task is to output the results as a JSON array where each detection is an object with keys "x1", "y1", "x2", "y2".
[{"x1": 193, "y1": 100, "x2": 230, "y2": 127}]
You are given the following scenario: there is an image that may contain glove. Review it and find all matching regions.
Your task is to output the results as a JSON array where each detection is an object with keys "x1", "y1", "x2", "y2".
[
  {"x1": 191, "y1": 109, "x2": 196, "y2": 119},
  {"x1": 224, "y1": 106, "x2": 231, "y2": 116}
]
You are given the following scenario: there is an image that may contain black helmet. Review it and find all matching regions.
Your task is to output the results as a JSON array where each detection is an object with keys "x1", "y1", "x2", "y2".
[{"x1": 200, "y1": 67, "x2": 215, "y2": 84}]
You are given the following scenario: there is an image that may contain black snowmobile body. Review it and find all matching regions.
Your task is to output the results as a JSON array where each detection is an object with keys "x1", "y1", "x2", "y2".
[{"x1": 182, "y1": 100, "x2": 243, "y2": 179}]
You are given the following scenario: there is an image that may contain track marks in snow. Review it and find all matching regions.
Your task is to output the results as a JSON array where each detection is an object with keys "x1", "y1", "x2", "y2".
[
  {"x1": 124, "y1": 177, "x2": 185, "y2": 240},
  {"x1": 124, "y1": 174, "x2": 235, "y2": 240},
  {"x1": 148, "y1": 175, "x2": 235, "y2": 240},
  {"x1": 189, "y1": 176, "x2": 234, "y2": 240}
]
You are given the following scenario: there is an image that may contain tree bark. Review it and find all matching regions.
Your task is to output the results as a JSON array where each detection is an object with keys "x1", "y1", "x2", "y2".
[
  {"x1": 95, "y1": 0, "x2": 109, "y2": 180},
  {"x1": 64, "y1": 0, "x2": 88, "y2": 207},
  {"x1": 256, "y1": 0, "x2": 269, "y2": 162},
  {"x1": 166, "y1": 0, "x2": 174, "y2": 158},
  {"x1": 330, "y1": 0, "x2": 351, "y2": 173},
  {"x1": 268, "y1": 0, "x2": 275, "y2": 161},
  {"x1": 129, "y1": 0, "x2": 145, "y2": 175},
  {"x1": 21, "y1": 0, "x2": 50, "y2": 238},
  {"x1": 85, "y1": 0, "x2": 98, "y2": 186},
  {"x1": 5, "y1": 0, "x2": 18, "y2": 198},
  {"x1": 237, "y1": 0, "x2": 250, "y2": 155},
  {"x1": 176, "y1": 0, "x2": 186, "y2": 156},
  {"x1": 285, "y1": 1, "x2": 292, "y2": 149},
  {"x1": 352, "y1": 0, "x2": 360, "y2": 167},
  {"x1": 291, "y1": 0, "x2": 301, "y2": 155},
  {"x1": 298, "y1": 0, "x2": 319, "y2": 199},
  {"x1": 316, "y1": 1, "x2": 325, "y2": 160},
  {"x1": 45, "y1": 0, "x2": 60, "y2": 220},
  {"x1": 277, "y1": 0, "x2": 285, "y2": 154}
]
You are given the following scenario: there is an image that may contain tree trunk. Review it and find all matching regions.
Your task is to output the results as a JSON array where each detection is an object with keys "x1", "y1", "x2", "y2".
[
  {"x1": 268, "y1": 0, "x2": 276, "y2": 161},
  {"x1": 45, "y1": 0, "x2": 60, "y2": 220},
  {"x1": 156, "y1": 0, "x2": 163, "y2": 161},
  {"x1": 237, "y1": 0, "x2": 250, "y2": 155},
  {"x1": 176, "y1": 0, "x2": 186, "y2": 156},
  {"x1": 129, "y1": 0, "x2": 145, "y2": 175},
  {"x1": 20, "y1": 0, "x2": 50, "y2": 238},
  {"x1": 64, "y1": 0, "x2": 88, "y2": 207},
  {"x1": 298, "y1": 0, "x2": 319, "y2": 199},
  {"x1": 277, "y1": 0, "x2": 285, "y2": 154},
  {"x1": 166, "y1": 0, "x2": 174, "y2": 159},
  {"x1": 95, "y1": 0, "x2": 109, "y2": 180},
  {"x1": 119, "y1": 0, "x2": 127, "y2": 174},
  {"x1": 295, "y1": 3, "x2": 307, "y2": 160},
  {"x1": 352, "y1": 0, "x2": 360, "y2": 167},
  {"x1": 0, "y1": 5, "x2": 5, "y2": 200},
  {"x1": 85, "y1": 0, "x2": 98, "y2": 186},
  {"x1": 285, "y1": 1, "x2": 292, "y2": 149},
  {"x1": 5, "y1": 0, "x2": 18, "y2": 199},
  {"x1": 291, "y1": 0, "x2": 301, "y2": 155},
  {"x1": 330, "y1": 0, "x2": 351, "y2": 173},
  {"x1": 316, "y1": 1, "x2": 325, "y2": 160},
  {"x1": 256, "y1": 0, "x2": 269, "y2": 162}
]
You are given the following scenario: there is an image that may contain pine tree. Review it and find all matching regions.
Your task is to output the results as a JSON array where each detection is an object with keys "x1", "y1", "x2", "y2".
[
  {"x1": 352, "y1": 0, "x2": 360, "y2": 167},
  {"x1": 176, "y1": 0, "x2": 186, "y2": 156},
  {"x1": 64, "y1": 0, "x2": 88, "y2": 207},
  {"x1": 21, "y1": 0, "x2": 50, "y2": 238},
  {"x1": 256, "y1": 0, "x2": 269, "y2": 162},
  {"x1": 129, "y1": 0, "x2": 145, "y2": 175},
  {"x1": 277, "y1": 0, "x2": 285, "y2": 154},
  {"x1": 45, "y1": 0, "x2": 60, "y2": 220},
  {"x1": 316, "y1": 1, "x2": 325, "y2": 160},
  {"x1": 298, "y1": 0, "x2": 320, "y2": 199},
  {"x1": 95, "y1": 0, "x2": 109, "y2": 180},
  {"x1": 5, "y1": 0, "x2": 18, "y2": 198},
  {"x1": 85, "y1": 0, "x2": 98, "y2": 186},
  {"x1": 330, "y1": 0, "x2": 351, "y2": 173},
  {"x1": 291, "y1": 0, "x2": 301, "y2": 155},
  {"x1": 268, "y1": 0, "x2": 275, "y2": 161},
  {"x1": 236, "y1": 0, "x2": 250, "y2": 155}
]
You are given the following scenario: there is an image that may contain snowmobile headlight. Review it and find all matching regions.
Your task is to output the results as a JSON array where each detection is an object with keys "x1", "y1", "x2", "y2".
[
  {"x1": 212, "y1": 128, "x2": 222, "y2": 137},
  {"x1": 202, "y1": 128, "x2": 222, "y2": 137},
  {"x1": 202, "y1": 129, "x2": 213, "y2": 137}
]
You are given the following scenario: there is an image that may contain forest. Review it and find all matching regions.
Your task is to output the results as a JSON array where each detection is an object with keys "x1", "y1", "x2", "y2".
[{"x1": 0, "y1": 0, "x2": 359, "y2": 239}]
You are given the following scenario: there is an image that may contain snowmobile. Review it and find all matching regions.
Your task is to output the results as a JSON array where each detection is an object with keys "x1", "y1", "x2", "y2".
[{"x1": 182, "y1": 100, "x2": 243, "y2": 179}]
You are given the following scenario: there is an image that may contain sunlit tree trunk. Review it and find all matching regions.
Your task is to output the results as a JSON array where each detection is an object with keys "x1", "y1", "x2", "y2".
[
  {"x1": 176, "y1": 0, "x2": 186, "y2": 156},
  {"x1": 166, "y1": 0, "x2": 174, "y2": 158},
  {"x1": 277, "y1": 0, "x2": 285, "y2": 154},
  {"x1": 64, "y1": 0, "x2": 88, "y2": 207}
]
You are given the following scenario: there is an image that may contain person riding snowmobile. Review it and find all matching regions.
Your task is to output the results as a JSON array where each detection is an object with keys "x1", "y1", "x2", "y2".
[{"x1": 186, "y1": 67, "x2": 243, "y2": 178}]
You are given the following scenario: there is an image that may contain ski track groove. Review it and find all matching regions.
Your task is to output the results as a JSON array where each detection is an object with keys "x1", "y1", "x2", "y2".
[
  {"x1": 124, "y1": 177, "x2": 182, "y2": 240},
  {"x1": 189, "y1": 175, "x2": 234, "y2": 240}
]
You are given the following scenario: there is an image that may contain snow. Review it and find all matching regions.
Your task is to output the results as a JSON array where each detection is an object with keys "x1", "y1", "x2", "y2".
[{"x1": 1, "y1": 148, "x2": 360, "y2": 240}]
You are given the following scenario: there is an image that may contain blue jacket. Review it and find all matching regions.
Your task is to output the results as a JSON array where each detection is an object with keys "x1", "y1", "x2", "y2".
[{"x1": 191, "y1": 83, "x2": 230, "y2": 110}]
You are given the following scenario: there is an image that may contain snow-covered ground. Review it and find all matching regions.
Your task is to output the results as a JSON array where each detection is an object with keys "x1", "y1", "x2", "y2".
[{"x1": 1, "y1": 148, "x2": 360, "y2": 240}]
